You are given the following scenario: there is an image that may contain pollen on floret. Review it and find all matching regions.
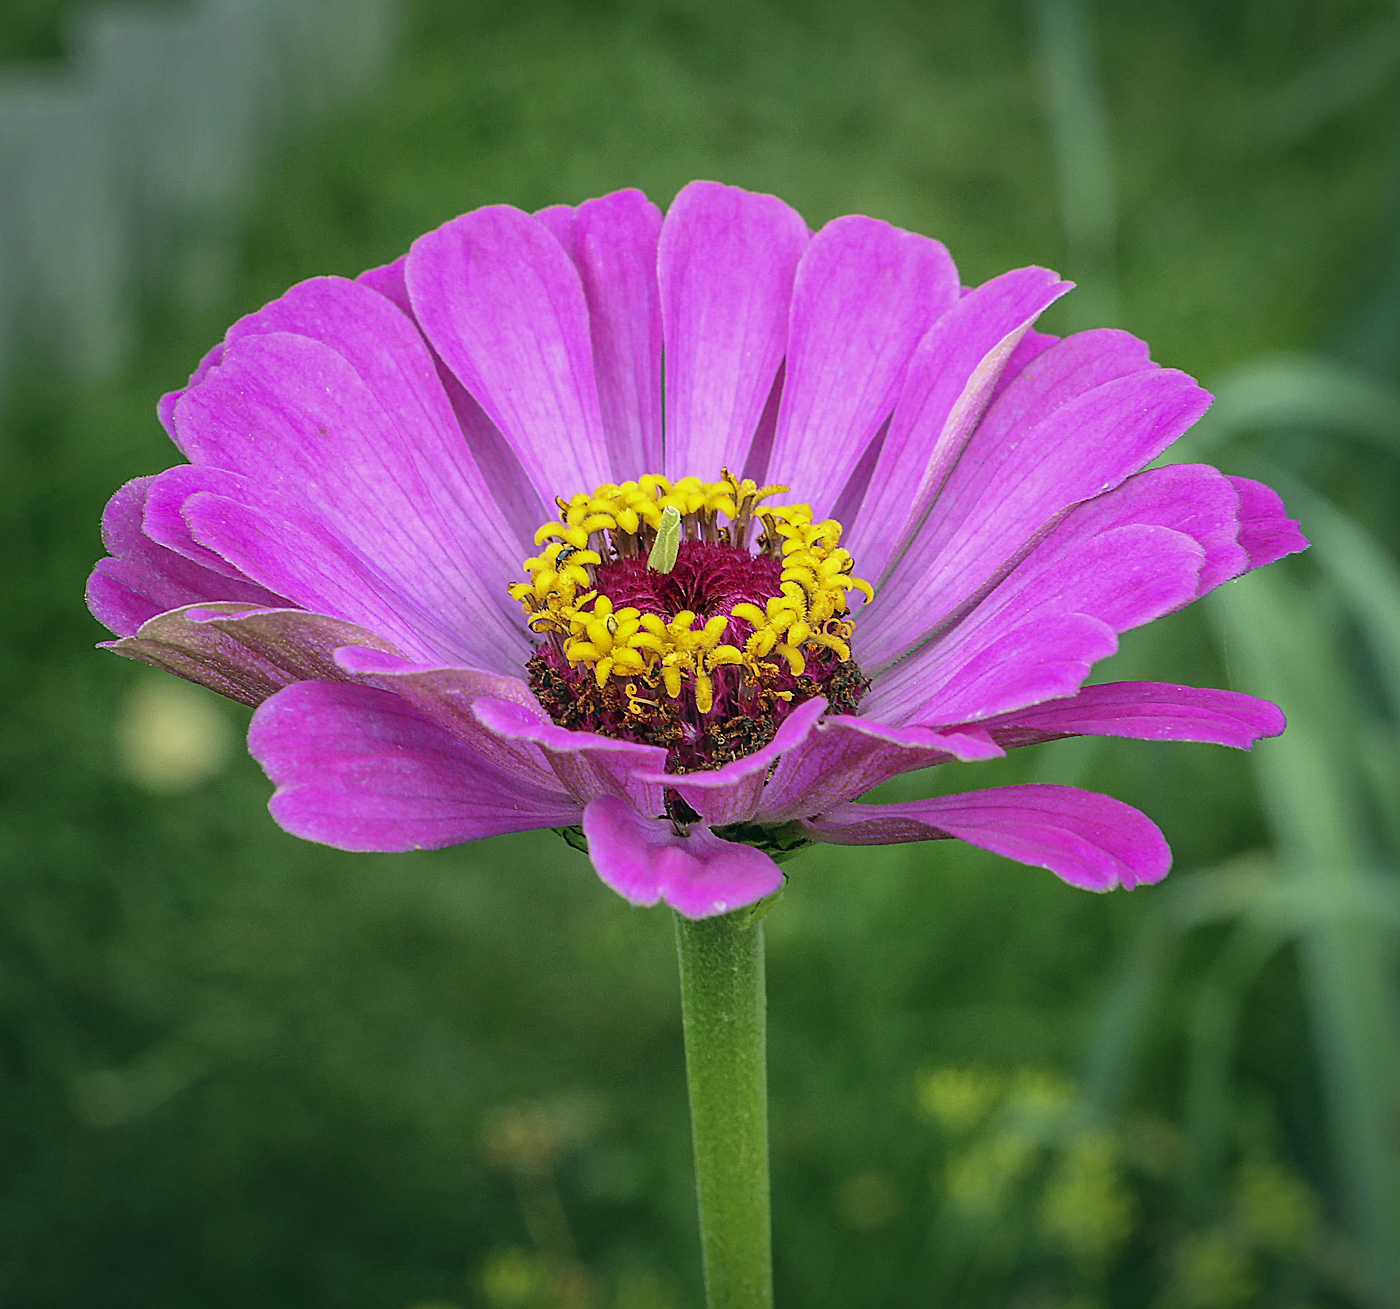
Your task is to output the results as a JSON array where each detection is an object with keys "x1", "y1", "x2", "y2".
[{"x1": 510, "y1": 470, "x2": 873, "y2": 772}]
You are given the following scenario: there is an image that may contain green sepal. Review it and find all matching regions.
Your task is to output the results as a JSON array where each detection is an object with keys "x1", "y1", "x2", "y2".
[{"x1": 554, "y1": 824, "x2": 589, "y2": 855}]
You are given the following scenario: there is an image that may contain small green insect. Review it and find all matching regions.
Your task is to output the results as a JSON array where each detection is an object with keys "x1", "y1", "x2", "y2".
[{"x1": 648, "y1": 504, "x2": 682, "y2": 574}]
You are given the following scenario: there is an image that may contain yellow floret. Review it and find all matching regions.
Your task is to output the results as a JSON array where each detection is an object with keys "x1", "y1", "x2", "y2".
[{"x1": 511, "y1": 470, "x2": 872, "y2": 708}]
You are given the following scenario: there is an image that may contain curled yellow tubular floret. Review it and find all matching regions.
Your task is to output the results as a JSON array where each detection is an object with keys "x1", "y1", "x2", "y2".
[{"x1": 508, "y1": 470, "x2": 872, "y2": 710}]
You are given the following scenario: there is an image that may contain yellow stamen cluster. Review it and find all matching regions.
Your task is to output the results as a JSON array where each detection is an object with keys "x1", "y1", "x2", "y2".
[{"x1": 509, "y1": 471, "x2": 873, "y2": 714}]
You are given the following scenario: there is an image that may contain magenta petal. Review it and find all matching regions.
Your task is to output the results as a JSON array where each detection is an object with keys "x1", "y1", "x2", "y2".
[
  {"x1": 250, "y1": 682, "x2": 580, "y2": 853},
  {"x1": 635, "y1": 697, "x2": 828, "y2": 827},
  {"x1": 87, "y1": 477, "x2": 285, "y2": 638},
  {"x1": 870, "y1": 519, "x2": 1205, "y2": 725},
  {"x1": 846, "y1": 266, "x2": 1072, "y2": 582},
  {"x1": 534, "y1": 204, "x2": 578, "y2": 253},
  {"x1": 861, "y1": 364, "x2": 1212, "y2": 671},
  {"x1": 563, "y1": 190, "x2": 665, "y2": 475},
  {"x1": 325, "y1": 651, "x2": 569, "y2": 799},
  {"x1": 863, "y1": 466, "x2": 1249, "y2": 724},
  {"x1": 582, "y1": 795, "x2": 784, "y2": 918},
  {"x1": 179, "y1": 482, "x2": 487, "y2": 667},
  {"x1": 755, "y1": 715, "x2": 1003, "y2": 825},
  {"x1": 472, "y1": 696, "x2": 667, "y2": 816},
  {"x1": 1230, "y1": 476, "x2": 1309, "y2": 569},
  {"x1": 802, "y1": 783, "x2": 1171, "y2": 891},
  {"x1": 988, "y1": 327, "x2": 1060, "y2": 404},
  {"x1": 764, "y1": 214, "x2": 959, "y2": 513},
  {"x1": 356, "y1": 254, "x2": 550, "y2": 546},
  {"x1": 406, "y1": 205, "x2": 612, "y2": 498},
  {"x1": 978, "y1": 681, "x2": 1286, "y2": 750},
  {"x1": 866, "y1": 613, "x2": 1122, "y2": 728},
  {"x1": 157, "y1": 339, "x2": 226, "y2": 444},
  {"x1": 200, "y1": 274, "x2": 527, "y2": 588},
  {"x1": 658, "y1": 181, "x2": 809, "y2": 478},
  {"x1": 173, "y1": 331, "x2": 530, "y2": 672}
]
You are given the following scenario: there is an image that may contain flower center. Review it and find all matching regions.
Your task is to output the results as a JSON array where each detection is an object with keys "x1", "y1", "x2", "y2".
[{"x1": 510, "y1": 472, "x2": 872, "y2": 772}]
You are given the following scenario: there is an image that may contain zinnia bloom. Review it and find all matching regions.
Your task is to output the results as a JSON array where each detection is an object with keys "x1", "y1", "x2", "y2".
[{"x1": 88, "y1": 182, "x2": 1306, "y2": 918}]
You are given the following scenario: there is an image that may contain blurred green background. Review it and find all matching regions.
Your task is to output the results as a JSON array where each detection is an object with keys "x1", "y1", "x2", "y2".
[{"x1": 3, "y1": 1, "x2": 1400, "y2": 1306}]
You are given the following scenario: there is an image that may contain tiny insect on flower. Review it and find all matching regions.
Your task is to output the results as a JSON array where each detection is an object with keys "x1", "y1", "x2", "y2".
[{"x1": 648, "y1": 504, "x2": 683, "y2": 574}]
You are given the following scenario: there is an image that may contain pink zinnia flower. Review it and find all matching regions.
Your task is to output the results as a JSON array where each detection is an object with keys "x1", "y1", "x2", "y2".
[{"x1": 88, "y1": 182, "x2": 1306, "y2": 918}]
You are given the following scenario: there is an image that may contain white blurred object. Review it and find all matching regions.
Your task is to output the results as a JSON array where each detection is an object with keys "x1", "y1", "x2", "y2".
[
  {"x1": 0, "y1": 0, "x2": 404, "y2": 406},
  {"x1": 115, "y1": 674, "x2": 234, "y2": 792}
]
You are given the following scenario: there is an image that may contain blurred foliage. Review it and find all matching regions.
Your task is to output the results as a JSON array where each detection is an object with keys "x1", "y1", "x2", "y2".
[{"x1": 3, "y1": 0, "x2": 1400, "y2": 1306}]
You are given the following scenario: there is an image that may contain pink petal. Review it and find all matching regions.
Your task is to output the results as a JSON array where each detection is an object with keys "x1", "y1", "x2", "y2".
[
  {"x1": 870, "y1": 524, "x2": 1205, "y2": 724},
  {"x1": 988, "y1": 327, "x2": 1060, "y2": 404},
  {"x1": 755, "y1": 715, "x2": 1003, "y2": 826},
  {"x1": 172, "y1": 332, "x2": 530, "y2": 673},
  {"x1": 250, "y1": 682, "x2": 580, "y2": 853},
  {"x1": 860, "y1": 363, "x2": 1212, "y2": 671},
  {"x1": 406, "y1": 204, "x2": 612, "y2": 500},
  {"x1": 860, "y1": 466, "x2": 1246, "y2": 722},
  {"x1": 845, "y1": 267, "x2": 1072, "y2": 582},
  {"x1": 175, "y1": 478, "x2": 489, "y2": 668},
  {"x1": 356, "y1": 255, "x2": 549, "y2": 547},
  {"x1": 802, "y1": 783, "x2": 1171, "y2": 891},
  {"x1": 582, "y1": 794, "x2": 784, "y2": 918},
  {"x1": 87, "y1": 477, "x2": 285, "y2": 638},
  {"x1": 1230, "y1": 476, "x2": 1309, "y2": 569},
  {"x1": 471, "y1": 695, "x2": 666, "y2": 817},
  {"x1": 978, "y1": 681, "x2": 1286, "y2": 750},
  {"x1": 658, "y1": 181, "x2": 809, "y2": 478},
  {"x1": 545, "y1": 190, "x2": 665, "y2": 476},
  {"x1": 206, "y1": 274, "x2": 526, "y2": 583},
  {"x1": 763, "y1": 214, "x2": 959, "y2": 512}
]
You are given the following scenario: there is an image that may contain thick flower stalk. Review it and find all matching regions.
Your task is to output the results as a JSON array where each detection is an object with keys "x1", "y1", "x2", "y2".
[{"x1": 88, "y1": 181, "x2": 1304, "y2": 910}]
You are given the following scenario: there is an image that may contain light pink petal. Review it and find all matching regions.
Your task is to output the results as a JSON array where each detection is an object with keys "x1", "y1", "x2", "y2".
[
  {"x1": 406, "y1": 204, "x2": 612, "y2": 500},
  {"x1": 870, "y1": 524, "x2": 1205, "y2": 724},
  {"x1": 845, "y1": 267, "x2": 1072, "y2": 582},
  {"x1": 87, "y1": 477, "x2": 286, "y2": 638},
  {"x1": 582, "y1": 794, "x2": 784, "y2": 918},
  {"x1": 763, "y1": 215, "x2": 959, "y2": 512},
  {"x1": 754, "y1": 715, "x2": 1003, "y2": 826},
  {"x1": 472, "y1": 695, "x2": 666, "y2": 816},
  {"x1": 172, "y1": 332, "x2": 530, "y2": 673},
  {"x1": 658, "y1": 181, "x2": 809, "y2": 478},
  {"x1": 635, "y1": 697, "x2": 828, "y2": 827},
  {"x1": 860, "y1": 363, "x2": 1212, "y2": 671},
  {"x1": 978, "y1": 681, "x2": 1286, "y2": 751},
  {"x1": 251, "y1": 682, "x2": 580, "y2": 852},
  {"x1": 549, "y1": 190, "x2": 665, "y2": 475},
  {"x1": 106, "y1": 603, "x2": 400, "y2": 707},
  {"x1": 802, "y1": 783, "x2": 1171, "y2": 891},
  {"x1": 1229, "y1": 476, "x2": 1309, "y2": 568}
]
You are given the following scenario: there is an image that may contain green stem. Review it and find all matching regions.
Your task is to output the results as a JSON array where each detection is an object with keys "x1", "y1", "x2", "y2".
[{"x1": 674, "y1": 910, "x2": 773, "y2": 1309}]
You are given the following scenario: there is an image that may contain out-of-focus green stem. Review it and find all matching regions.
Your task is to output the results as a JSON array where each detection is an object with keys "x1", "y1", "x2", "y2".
[{"x1": 674, "y1": 910, "x2": 773, "y2": 1309}]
